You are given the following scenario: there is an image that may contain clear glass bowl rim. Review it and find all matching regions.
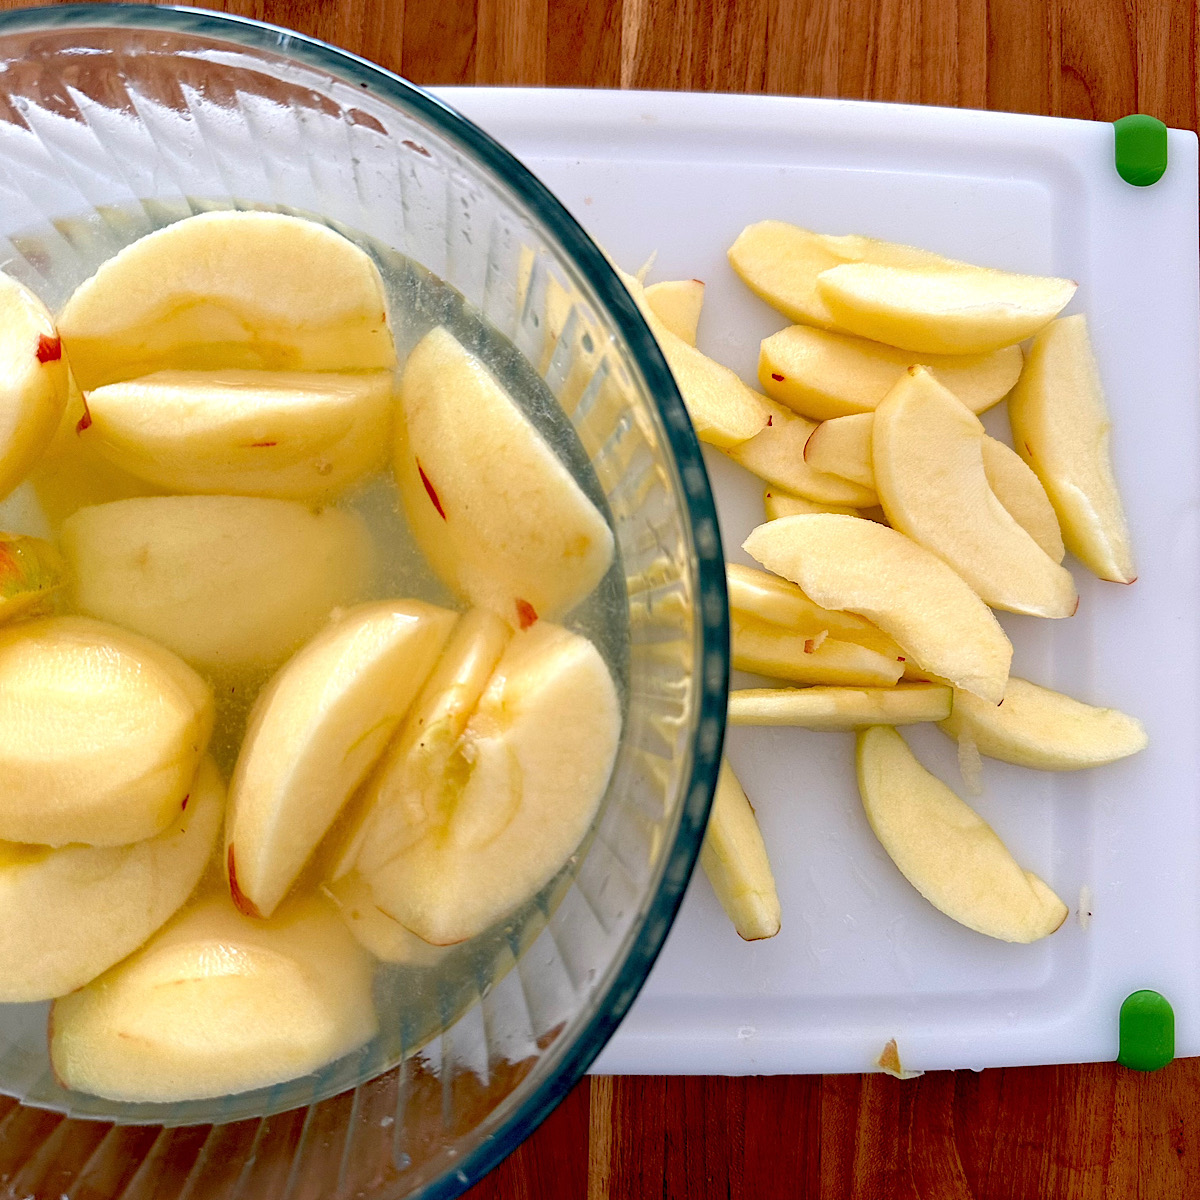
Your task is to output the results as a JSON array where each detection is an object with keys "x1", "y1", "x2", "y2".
[{"x1": 0, "y1": 5, "x2": 729, "y2": 1196}]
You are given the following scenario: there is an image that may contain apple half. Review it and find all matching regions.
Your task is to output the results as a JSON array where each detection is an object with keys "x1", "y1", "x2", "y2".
[
  {"x1": 396, "y1": 326, "x2": 614, "y2": 626},
  {"x1": 940, "y1": 676, "x2": 1148, "y2": 770},
  {"x1": 57, "y1": 211, "x2": 396, "y2": 389},
  {"x1": 50, "y1": 893, "x2": 378, "y2": 1103},
  {"x1": 0, "y1": 756, "x2": 223, "y2": 1002},
  {"x1": 856, "y1": 725, "x2": 1068, "y2": 942},
  {"x1": 63, "y1": 495, "x2": 373, "y2": 669},
  {"x1": 0, "y1": 616, "x2": 213, "y2": 846},
  {"x1": 744, "y1": 514, "x2": 1012, "y2": 703}
]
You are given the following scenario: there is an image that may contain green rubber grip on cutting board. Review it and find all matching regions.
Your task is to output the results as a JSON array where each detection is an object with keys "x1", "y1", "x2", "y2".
[
  {"x1": 1118, "y1": 990, "x2": 1174, "y2": 1071},
  {"x1": 1113, "y1": 115, "x2": 1168, "y2": 186}
]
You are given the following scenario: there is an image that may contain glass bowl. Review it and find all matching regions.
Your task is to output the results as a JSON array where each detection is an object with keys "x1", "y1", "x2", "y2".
[{"x1": 0, "y1": 3, "x2": 728, "y2": 1197}]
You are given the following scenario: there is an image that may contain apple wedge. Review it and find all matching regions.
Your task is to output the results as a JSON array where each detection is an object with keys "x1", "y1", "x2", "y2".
[
  {"x1": 744, "y1": 515, "x2": 1012, "y2": 702},
  {"x1": 397, "y1": 326, "x2": 614, "y2": 626},
  {"x1": 725, "y1": 397, "x2": 877, "y2": 507},
  {"x1": 226, "y1": 600, "x2": 458, "y2": 918},
  {"x1": 57, "y1": 211, "x2": 396, "y2": 390},
  {"x1": 980, "y1": 437, "x2": 1065, "y2": 563},
  {"x1": 803, "y1": 413, "x2": 876, "y2": 491},
  {"x1": 732, "y1": 612, "x2": 903, "y2": 687},
  {"x1": 50, "y1": 892, "x2": 378, "y2": 1103},
  {"x1": 759, "y1": 324, "x2": 1022, "y2": 421},
  {"x1": 0, "y1": 616, "x2": 213, "y2": 846},
  {"x1": 62, "y1": 495, "x2": 373, "y2": 669},
  {"x1": 728, "y1": 683, "x2": 952, "y2": 729},
  {"x1": 81, "y1": 369, "x2": 394, "y2": 500},
  {"x1": 763, "y1": 489, "x2": 859, "y2": 520},
  {"x1": 1008, "y1": 315, "x2": 1135, "y2": 583},
  {"x1": 323, "y1": 875, "x2": 448, "y2": 967},
  {"x1": 0, "y1": 272, "x2": 68, "y2": 500},
  {"x1": 873, "y1": 367, "x2": 1077, "y2": 617},
  {"x1": 940, "y1": 676, "x2": 1148, "y2": 770},
  {"x1": 357, "y1": 622, "x2": 620, "y2": 946},
  {"x1": 728, "y1": 222, "x2": 949, "y2": 327},
  {"x1": 644, "y1": 278, "x2": 705, "y2": 346},
  {"x1": 341, "y1": 607, "x2": 514, "y2": 878},
  {"x1": 856, "y1": 726, "x2": 1068, "y2": 942},
  {"x1": 0, "y1": 533, "x2": 63, "y2": 625},
  {"x1": 701, "y1": 759, "x2": 780, "y2": 940},
  {"x1": 619, "y1": 268, "x2": 769, "y2": 448},
  {"x1": 726, "y1": 563, "x2": 904, "y2": 657},
  {"x1": 0, "y1": 757, "x2": 223, "y2": 1002}
]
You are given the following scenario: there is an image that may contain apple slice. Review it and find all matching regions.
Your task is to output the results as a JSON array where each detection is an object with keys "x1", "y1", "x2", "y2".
[
  {"x1": 644, "y1": 278, "x2": 705, "y2": 346},
  {"x1": 728, "y1": 683, "x2": 952, "y2": 729},
  {"x1": 619, "y1": 269, "x2": 769, "y2": 448},
  {"x1": 744, "y1": 515, "x2": 1012, "y2": 702},
  {"x1": 0, "y1": 616, "x2": 213, "y2": 846},
  {"x1": 856, "y1": 725, "x2": 1068, "y2": 942},
  {"x1": 759, "y1": 324, "x2": 1022, "y2": 421},
  {"x1": 359, "y1": 622, "x2": 620, "y2": 946},
  {"x1": 816, "y1": 261, "x2": 1076, "y2": 355},
  {"x1": 803, "y1": 413, "x2": 877, "y2": 491},
  {"x1": 873, "y1": 367, "x2": 1077, "y2": 617},
  {"x1": 0, "y1": 757, "x2": 223, "y2": 1002},
  {"x1": 57, "y1": 211, "x2": 396, "y2": 390},
  {"x1": 940, "y1": 676, "x2": 1148, "y2": 770},
  {"x1": 1008, "y1": 315, "x2": 1135, "y2": 583},
  {"x1": 980, "y1": 437, "x2": 1065, "y2": 563},
  {"x1": 344, "y1": 607, "x2": 514, "y2": 877},
  {"x1": 726, "y1": 563, "x2": 904, "y2": 657},
  {"x1": 725, "y1": 397, "x2": 877, "y2": 507},
  {"x1": 0, "y1": 272, "x2": 68, "y2": 500},
  {"x1": 701, "y1": 759, "x2": 780, "y2": 940},
  {"x1": 62, "y1": 495, "x2": 372, "y2": 669},
  {"x1": 81, "y1": 369, "x2": 394, "y2": 500},
  {"x1": 0, "y1": 533, "x2": 63, "y2": 625},
  {"x1": 323, "y1": 875, "x2": 449, "y2": 967},
  {"x1": 226, "y1": 600, "x2": 458, "y2": 918},
  {"x1": 732, "y1": 612, "x2": 904, "y2": 687},
  {"x1": 50, "y1": 892, "x2": 378, "y2": 1103},
  {"x1": 396, "y1": 327, "x2": 614, "y2": 626},
  {"x1": 763, "y1": 489, "x2": 860, "y2": 520},
  {"x1": 728, "y1": 222, "x2": 949, "y2": 327}
]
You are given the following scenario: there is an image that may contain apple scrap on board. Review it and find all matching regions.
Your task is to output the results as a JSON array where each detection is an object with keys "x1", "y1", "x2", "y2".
[
  {"x1": 614, "y1": 221, "x2": 1145, "y2": 948},
  {"x1": 0, "y1": 211, "x2": 621, "y2": 1104}
]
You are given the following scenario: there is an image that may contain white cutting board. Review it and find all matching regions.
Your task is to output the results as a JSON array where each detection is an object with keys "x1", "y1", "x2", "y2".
[{"x1": 435, "y1": 88, "x2": 1200, "y2": 1076}]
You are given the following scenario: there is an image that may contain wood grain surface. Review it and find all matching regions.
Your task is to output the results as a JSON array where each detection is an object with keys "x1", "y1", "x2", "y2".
[{"x1": 2, "y1": 0, "x2": 1197, "y2": 1197}]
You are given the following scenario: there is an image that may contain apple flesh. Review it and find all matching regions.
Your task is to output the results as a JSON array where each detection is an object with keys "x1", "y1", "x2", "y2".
[
  {"x1": 226, "y1": 600, "x2": 458, "y2": 918},
  {"x1": 357, "y1": 622, "x2": 621, "y2": 946},
  {"x1": 744, "y1": 515, "x2": 1012, "y2": 703},
  {"x1": 728, "y1": 683, "x2": 952, "y2": 729},
  {"x1": 57, "y1": 211, "x2": 396, "y2": 390},
  {"x1": 644, "y1": 278, "x2": 705, "y2": 346},
  {"x1": 700, "y1": 759, "x2": 780, "y2": 940},
  {"x1": 759, "y1": 323, "x2": 1022, "y2": 422},
  {"x1": 803, "y1": 412, "x2": 876, "y2": 492},
  {"x1": 81, "y1": 369, "x2": 394, "y2": 500},
  {"x1": 0, "y1": 757, "x2": 223, "y2": 1002},
  {"x1": 1008, "y1": 315, "x2": 1135, "y2": 583},
  {"x1": 732, "y1": 612, "x2": 904, "y2": 687},
  {"x1": 396, "y1": 327, "x2": 614, "y2": 625},
  {"x1": 872, "y1": 367, "x2": 1077, "y2": 617},
  {"x1": 62, "y1": 495, "x2": 373, "y2": 669},
  {"x1": 0, "y1": 532, "x2": 63, "y2": 625},
  {"x1": 0, "y1": 616, "x2": 213, "y2": 846},
  {"x1": 980, "y1": 436, "x2": 1065, "y2": 563},
  {"x1": 725, "y1": 397, "x2": 877, "y2": 507},
  {"x1": 763, "y1": 489, "x2": 859, "y2": 520},
  {"x1": 0, "y1": 271, "x2": 68, "y2": 501},
  {"x1": 323, "y1": 875, "x2": 449, "y2": 968},
  {"x1": 940, "y1": 676, "x2": 1148, "y2": 770},
  {"x1": 50, "y1": 892, "x2": 378, "y2": 1103},
  {"x1": 856, "y1": 725, "x2": 1068, "y2": 942}
]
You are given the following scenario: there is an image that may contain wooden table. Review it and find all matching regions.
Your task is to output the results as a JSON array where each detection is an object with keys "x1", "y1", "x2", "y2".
[{"x1": 4, "y1": 0, "x2": 1197, "y2": 1196}]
